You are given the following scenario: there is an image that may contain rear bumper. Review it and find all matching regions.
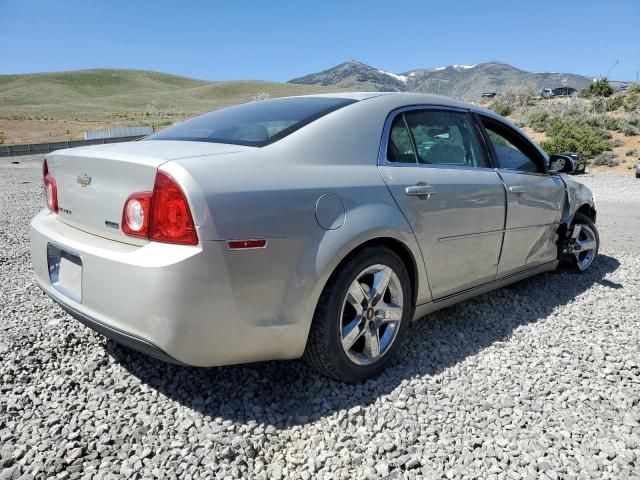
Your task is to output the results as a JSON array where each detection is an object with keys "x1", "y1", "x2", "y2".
[
  {"x1": 48, "y1": 292, "x2": 182, "y2": 364},
  {"x1": 30, "y1": 209, "x2": 318, "y2": 366}
]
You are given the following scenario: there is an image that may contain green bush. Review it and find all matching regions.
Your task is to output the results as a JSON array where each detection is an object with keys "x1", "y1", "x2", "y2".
[
  {"x1": 540, "y1": 118, "x2": 611, "y2": 159},
  {"x1": 490, "y1": 100, "x2": 512, "y2": 117},
  {"x1": 580, "y1": 78, "x2": 615, "y2": 98},
  {"x1": 626, "y1": 148, "x2": 638, "y2": 157},
  {"x1": 619, "y1": 121, "x2": 640, "y2": 136},
  {"x1": 624, "y1": 92, "x2": 640, "y2": 112},
  {"x1": 585, "y1": 115, "x2": 636, "y2": 134},
  {"x1": 592, "y1": 151, "x2": 619, "y2": 167},
  {"x1": 528, "y1": 110, "x2": 550, "y2": 132},
  {"x1": 628, "y1": 83, "x2": 640, "y2": 95},
  {"x1": 608, "y1": 95, "x2": 624, "y2": 111},
  {"x1": 592, "y1": 95, "x2": 623, "y2": 113}
]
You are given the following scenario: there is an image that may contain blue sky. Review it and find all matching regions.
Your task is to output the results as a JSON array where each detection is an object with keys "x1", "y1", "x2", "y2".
[{"x1": 1, "y1": 0, "x2": 639, "y2": 81}]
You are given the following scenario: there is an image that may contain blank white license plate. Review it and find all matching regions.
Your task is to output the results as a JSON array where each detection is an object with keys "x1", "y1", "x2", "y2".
[{"x1": 47, "y1": 244, "x2": 82, "y2": 303}]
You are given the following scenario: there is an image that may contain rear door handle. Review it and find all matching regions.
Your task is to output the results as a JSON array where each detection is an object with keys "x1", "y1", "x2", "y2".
[
  {"x1": 508, "y1": 185, "x2": 527, "y2": 194},
  {"x1": 405, "y1": 185, "x2": 436, "y2": 197}
]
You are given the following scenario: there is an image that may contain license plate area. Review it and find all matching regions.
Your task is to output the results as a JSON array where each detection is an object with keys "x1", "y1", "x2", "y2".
[{"x1": 47, "y1": 244, "x2": 82, "y2": 303}]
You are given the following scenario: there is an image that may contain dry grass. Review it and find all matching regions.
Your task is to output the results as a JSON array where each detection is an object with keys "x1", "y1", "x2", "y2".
[{"x1": 0, "y1": 69, "x2": 347, "y2": 144}]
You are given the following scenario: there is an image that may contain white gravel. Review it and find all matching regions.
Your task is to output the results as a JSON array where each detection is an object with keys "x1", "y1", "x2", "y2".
[
  {"x1": 572, "y1": 172, "x2": 640, "y2": 254},
  {"x1": 1, "y1": 156, "x2": 639, "y2": 480}
]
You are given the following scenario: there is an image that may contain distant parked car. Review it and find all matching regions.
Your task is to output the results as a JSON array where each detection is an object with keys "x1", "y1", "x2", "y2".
[
  {"x1": 481, "y1": 92, "x2": 497, "y2": 98},
  {"x1": 538, "y1": 89, "x2": 554, "y2": 99},
  {"x1": 557, "y1": 151, "x2": 586, "y2": 174},
  {"x1": 552, "y1": 87, "x2": 577, "y2": 97}
]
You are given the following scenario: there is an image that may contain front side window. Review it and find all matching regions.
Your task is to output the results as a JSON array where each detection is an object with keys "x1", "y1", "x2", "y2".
[
  {"x1": 402, "y1": 110, "x2": 487, "y2": 167},
  {"x1": 481, "y1": 118, "x2": 544, "y2": 173},
  {"x1": 146, "y1": 97, "x2": 357, "y2": 147}
]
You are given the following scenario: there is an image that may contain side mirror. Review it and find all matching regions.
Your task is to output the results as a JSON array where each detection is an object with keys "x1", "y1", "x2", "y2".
[{"x1": 548, "y1": 154, "x2": 576, "y2": 174}]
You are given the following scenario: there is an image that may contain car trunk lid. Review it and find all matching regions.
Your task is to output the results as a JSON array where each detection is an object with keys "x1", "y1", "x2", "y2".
[{"x1": 46, "y1": 140, "x2": 247, "y2": 244}]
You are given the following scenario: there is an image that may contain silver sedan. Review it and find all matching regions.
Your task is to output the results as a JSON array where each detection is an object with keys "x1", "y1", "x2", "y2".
[{"x1": 30, "y1": 93, "x2": 598, "y2": 382}]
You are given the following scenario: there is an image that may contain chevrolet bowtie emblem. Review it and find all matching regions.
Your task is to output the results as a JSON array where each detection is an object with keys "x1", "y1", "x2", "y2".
[{"x1": 76, "y1": 174, "x2": 92, "y2": 187}]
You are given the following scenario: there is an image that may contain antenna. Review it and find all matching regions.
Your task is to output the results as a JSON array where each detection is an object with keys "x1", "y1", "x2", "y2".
[{"x1": 605, "y1": 60, "x2": 619, "y2": 78}]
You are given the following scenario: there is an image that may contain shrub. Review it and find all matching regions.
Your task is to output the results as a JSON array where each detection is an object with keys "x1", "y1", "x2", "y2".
[
  {"x1": 628, "y1": 83, "x2": 640, "y2": 95},
  {"x1": 607, "y1": 95, "x2": 624, "y2": 111},
  {"x1": 539, "y1": 118, "x2": 610, "y2": 159},
  {"x1": 592, "y1": 151, "x2": 619, "y2": 167},
  {"x1": 580, "y1": 78, "x2": 615, "y2": 98},
  {"x1": 490, "y1": 100, "x2": 513, "y2": 117},
  {"x1": 594, "y1": 115, "x2": 620, "y2": 130},
  {"x1": 625, "y1": 148, "x2": 638, "y2": 157},
  {"x1": 592, "y1": 98, "x2": 606, "y2": 113},
  {"x1": 610, "y1": 138, "x2": 624, "y2": 148},
  {"x1": 619, "y1": 121, "x2": 640, "y2": 136},
  {"x1": 528, "y1": 110, "x2": 550, "y2": 132},
  {"x1": 624, "y1": 93, "x2": 640, "y2": 112}
]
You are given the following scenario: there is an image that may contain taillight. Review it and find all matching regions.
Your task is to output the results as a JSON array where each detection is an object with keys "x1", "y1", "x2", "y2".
[
  {"x1": 122, "y1": 192, "x2": 152, "y2": 238},
  {"x1": 43, "y1": 159, "x2": 58, "y2": 213},
  {"x1": 121, "y1": 171, "x2": 198, "y2": 246},
  {"x1": 149, "y1": 172, "x2": 198, "y2": 245}
]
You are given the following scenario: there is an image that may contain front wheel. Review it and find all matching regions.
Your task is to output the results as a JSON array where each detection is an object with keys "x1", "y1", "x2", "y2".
[
  {"x1": 304, "y1": 247, "x2": 412, "y2": 383},
  {"x1": 561, "y1": 212, "x2": 599, "y2": 271}
]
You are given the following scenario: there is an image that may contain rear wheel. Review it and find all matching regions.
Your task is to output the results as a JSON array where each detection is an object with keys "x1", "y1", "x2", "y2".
[
  {"x1": 561, "y1": 212, "x2": 599, "y2": 271},
  {"x1": 304, "y1": 247, "x2": 412, "y2": 383}
]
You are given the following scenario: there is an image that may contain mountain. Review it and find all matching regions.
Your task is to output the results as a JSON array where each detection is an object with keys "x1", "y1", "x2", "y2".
[
  {"x1": 288, "y1": 60, "x2": 407, "y2": 92},
  {"x1": 289, "y1": 60, "x2": 593, "y2": 99}
]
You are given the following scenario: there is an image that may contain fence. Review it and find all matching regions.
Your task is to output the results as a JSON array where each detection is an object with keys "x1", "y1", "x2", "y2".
[
  {"x1": 0, "y1": 135, "x2": 147, "y2": 158},
  {"x1": 84, "y1": 126, "x2": 154, "y2": 140}
]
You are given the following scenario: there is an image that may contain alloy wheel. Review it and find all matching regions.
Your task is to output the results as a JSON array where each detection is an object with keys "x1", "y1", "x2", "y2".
[
  {"x1": 570, "y1": 224, "x2": 598, "y2": 271},
  {"x1": 339, "y1": 264, "x2": 404, "y2": 366}
]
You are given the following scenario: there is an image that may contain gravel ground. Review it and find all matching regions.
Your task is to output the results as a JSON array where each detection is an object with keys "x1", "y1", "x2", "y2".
[
  {"x1": 1, "y1": 155, "x2": 639, "y2": 480},
  {"x1": 572, "y1": 172, "x2": 640, "y2": 254}
]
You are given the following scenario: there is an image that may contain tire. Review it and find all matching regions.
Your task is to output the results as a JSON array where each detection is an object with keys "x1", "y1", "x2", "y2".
[
  {"x1": 561, "y1": 212, "x2": 599, "y2": 272},
  {"x1": 304, "y1": 247, "x2": 413, "y2": 383}
]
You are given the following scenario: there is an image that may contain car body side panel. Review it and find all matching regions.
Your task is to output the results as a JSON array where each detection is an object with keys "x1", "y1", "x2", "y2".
[
  {"x1": 496, "y1": 171, "x2": 566, "y2": 276},
  {"x1": 561, "y1": 174, "x2": 596, "y2": 223},
  {"x1": 379, "y1": 166, "x2": 506, "y2": 299}
]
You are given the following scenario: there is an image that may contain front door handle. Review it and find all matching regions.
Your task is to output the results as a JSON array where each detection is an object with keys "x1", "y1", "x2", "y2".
[
  {"x1": 509, "y1": 185, "x2": 527, "y2": 194},
  {"x1": 405, "y1": 185, "x2": 436, "y2": 197}
]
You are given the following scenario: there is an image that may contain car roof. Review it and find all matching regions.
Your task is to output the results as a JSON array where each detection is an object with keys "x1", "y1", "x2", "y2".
[{"x1": 300, "y1": 91, "x2": 492, "y2": 115}]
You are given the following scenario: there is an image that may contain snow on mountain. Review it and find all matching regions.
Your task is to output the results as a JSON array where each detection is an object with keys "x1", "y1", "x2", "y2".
[{"x1": 378, "y1": 70, "x2": 407, "y2": 83}]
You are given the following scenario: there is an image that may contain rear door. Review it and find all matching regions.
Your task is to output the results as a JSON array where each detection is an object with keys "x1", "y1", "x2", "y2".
[
  {"x1": 378, "y1": 107, "x2": 506, "y2": 299},
  {"x1": 477, "y1": 115, "x2": 566, "y2": 276}
]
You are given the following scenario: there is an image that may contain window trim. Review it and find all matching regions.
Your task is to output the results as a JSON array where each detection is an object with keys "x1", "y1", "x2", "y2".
[
  {"x1": 378, "y1": 105, "x2": 493, "y2": 171},
  {"x1": 475, "y1": 113, "x2": 550, "y2": 176}
]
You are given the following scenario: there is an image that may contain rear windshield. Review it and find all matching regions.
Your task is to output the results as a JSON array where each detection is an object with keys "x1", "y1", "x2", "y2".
[{"x1": 146, "y1": 97, "x2": 357, "y2": 147}]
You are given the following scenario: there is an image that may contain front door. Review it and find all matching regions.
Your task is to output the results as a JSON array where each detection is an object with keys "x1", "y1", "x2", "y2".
[
  {"x1": 379, "y1": 107, "x2": 506, "y2": 299},
  {"x1": 478, "y1": 115, "x2": 566, "y2": 276}
]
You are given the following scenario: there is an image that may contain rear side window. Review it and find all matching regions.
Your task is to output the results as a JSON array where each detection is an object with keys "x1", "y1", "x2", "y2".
[
  {"x1": 403, "y1": 110, "x2": 487, "y2": 167},
  {"x1": 387, "y1": 116, "x2": 416, "y2": 163},
  {"x1": 146, "y1": 97, "x2": 357, "y2": 147}
]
